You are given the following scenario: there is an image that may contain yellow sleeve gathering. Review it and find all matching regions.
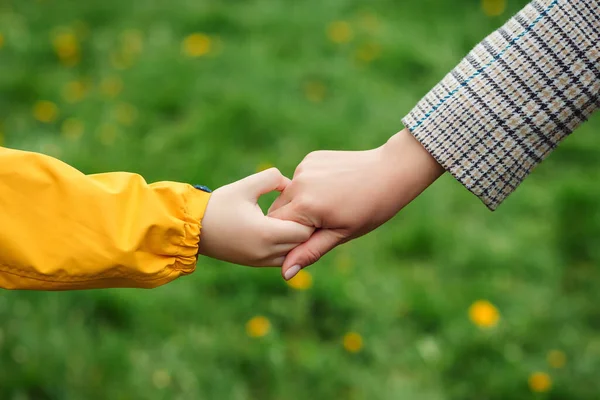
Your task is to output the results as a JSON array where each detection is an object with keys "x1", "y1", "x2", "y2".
[{"x1": 0, "y1": 147, "x2": 211, "y2": 290}]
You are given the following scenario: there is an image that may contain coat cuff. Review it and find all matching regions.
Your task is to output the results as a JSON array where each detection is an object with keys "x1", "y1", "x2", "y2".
[
  {"x1": 179, "y1": 185, "x2": 212, "y2": 268},
  {"x1": 402, "y1": 0, "x2": 600, "y2": 210}
]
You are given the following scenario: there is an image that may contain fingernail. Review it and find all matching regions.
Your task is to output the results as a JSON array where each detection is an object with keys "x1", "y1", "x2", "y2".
[{"x1": 284, "y1": 265, "x2": 301, "y2": 281}]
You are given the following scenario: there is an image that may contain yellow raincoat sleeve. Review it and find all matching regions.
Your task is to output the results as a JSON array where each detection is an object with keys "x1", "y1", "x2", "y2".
[{"x1": 0, "y1": 147, "x2": 212, "y2": 290}]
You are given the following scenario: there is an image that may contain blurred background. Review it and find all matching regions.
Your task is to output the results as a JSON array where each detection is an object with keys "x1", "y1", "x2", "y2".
[{"x1": 1, "y1": 0, "x2": 600, "y2": 398}]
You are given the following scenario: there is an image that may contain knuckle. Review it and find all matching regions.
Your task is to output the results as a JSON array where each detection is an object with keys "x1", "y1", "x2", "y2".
[
  {"x1": 294, "y1": 197, "x2": 311, "y2": 215},
  {"x1": 305, "y1": 247, "x2": 322, "y2": 264},
  {"x1": 305, "y1": 150, "x2": 323, "y2": 161},
  {"x1": 251, "y1": 249, "x2": 271, "y2": 265},
  {"x1": 293, "y1": 163, "x2": 304, "y2": 177},
  {"x1": 296, "y1": 194, "x2": 312, "y2": 209},
  {"x1": 252, "y1": 244, "x2": 270, "y2": 258},
  {"x1": 254, "y1": 254, "x2": 269, "y2": 265},
  {"x1": 259, "y1": 228, "x2": 276, "y2": 244},
  {"x1": 303, "y1": 152, "x2": 316, "y2": 162},
  {"x1": 265, "y1": 167, "x2": 281, "y2": 178},
  {"x1": 296, "y1": 194, "x2": 319, "y2": 215},
  {"x1": 292, "y1": 197, "x2": 322, "y2": 227},
  {"x1": 242, "y1": 241, "x2": 271, "y2": 264}
]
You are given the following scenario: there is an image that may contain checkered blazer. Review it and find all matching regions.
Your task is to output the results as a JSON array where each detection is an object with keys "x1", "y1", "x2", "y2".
[{"x1": 402, "y1": 0, "x2": 599, "y2": 210}]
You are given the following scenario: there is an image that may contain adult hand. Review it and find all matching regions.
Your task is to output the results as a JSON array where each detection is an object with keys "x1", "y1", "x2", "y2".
[{"x1": 268, "y1": 129, "x2": 444, "y2": 280}]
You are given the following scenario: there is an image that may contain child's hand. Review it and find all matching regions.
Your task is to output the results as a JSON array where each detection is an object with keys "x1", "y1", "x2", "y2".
[{"x1": 197, "y1": 168, "x2": 314, "y2": 267}]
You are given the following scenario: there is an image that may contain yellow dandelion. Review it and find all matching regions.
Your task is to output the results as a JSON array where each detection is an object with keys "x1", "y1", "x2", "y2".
[
  {"x1": 182, "y1": 33, "x2": 211, "y2": 57},
  {"x1": 246, "y1": 316, "x2": 270, "y2": 338},
  {"x1": 256, "y1": 161, "x2": 274, "y2": 172},
  {"x1": 62, "y1": 80, "x2": 88, "y2": 103},
  {"x1": 61, "y1": 118, "x2": 84, "y2": 141},
  {"x1": 121, "y1": 29, "x2": 144, "y2": 55},
  {"x1": 0, "y1": 33, "x2": 5, "y2": 49},
  {"x1": 482, "y1": 0, "x2": 506, "y2": 17},
  {"x1": 152, "y1": 369, "x2": 171, "y2": 389},
  {"x1": 327, "y1": 21, "x2": 353, "y2": 44},
  {"x1": 529, "y1": 372, "x2": 551, "y2": 393},
  {"x1": 98, "y1": 124, "x2": 118, "y2": 146},
  {"x1": 355, "y1": 42, "x2": 382, "y2": 63},
  {"x1": 52, "y1": 31, "x2": 80, "y2": 67},
  {"x1": 303, "y1": 81, "x2": 326, "y2": 103},
  {"x1": 468, "y1": 300, "x2": 500, "y2": 328},
  {"x1": 33, "y1": 101, "x2": 59, "y2": 123},
  {"x1": 343, "y1": 332, "x2": 363, "y2": 353},
  {"x1": 100, "y1": 76, "x2": 123, "y2": 98},
  {"x1": 286, "y1": 269, "x2": 313, "y2": 290},
  {"x1": 547, "y1": 350, "x2": 566, "y2": 369},
  {"x1": 114, "y1": 103, "x2": 138, "y2": 126}
]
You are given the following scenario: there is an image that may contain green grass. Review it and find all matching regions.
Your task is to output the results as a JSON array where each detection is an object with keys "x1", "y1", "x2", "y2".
[{"x1": 1, "y1": 0, "x2": 600, "y2": 398}]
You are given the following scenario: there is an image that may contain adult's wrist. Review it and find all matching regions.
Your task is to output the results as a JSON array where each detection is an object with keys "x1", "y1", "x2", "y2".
[
  {"x1": 378, "y1": 128, "x2": 445, "y2": 208},
  {"x1": 385, "y1": 128, "x2": 444, "y2": 178}
]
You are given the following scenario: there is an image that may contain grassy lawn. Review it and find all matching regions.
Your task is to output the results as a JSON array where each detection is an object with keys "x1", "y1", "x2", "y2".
[{"x1": 1, "y1": 0, "x2": 599, "y2": 398}]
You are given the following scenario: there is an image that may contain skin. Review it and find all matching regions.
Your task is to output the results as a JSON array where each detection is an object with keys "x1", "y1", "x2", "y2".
[
  {"x1": 197, "y1": 168, "x2": 315, "y2": 267},
  {"x1": 268, "y1": 128, "x2": 445, "y2": 280}
]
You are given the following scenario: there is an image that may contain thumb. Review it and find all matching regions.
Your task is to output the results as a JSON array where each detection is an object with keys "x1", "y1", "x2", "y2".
[
  {"x1": 281, "y1": 229, "x2": 344, "y2": 280},
  {"x1": 239, "y1": 168, "x2": 291, "y2": 201}
]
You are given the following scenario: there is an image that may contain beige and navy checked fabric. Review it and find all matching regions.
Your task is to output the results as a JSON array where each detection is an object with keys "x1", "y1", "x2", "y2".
[{"x1": 402, "y1": 0, "x2": 600, "y2": 210}]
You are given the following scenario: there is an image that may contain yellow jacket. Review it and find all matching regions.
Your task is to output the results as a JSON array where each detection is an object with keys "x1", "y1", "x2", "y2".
[{"x1": 0, "y1": 147, "x2": 211, "y2": 290}]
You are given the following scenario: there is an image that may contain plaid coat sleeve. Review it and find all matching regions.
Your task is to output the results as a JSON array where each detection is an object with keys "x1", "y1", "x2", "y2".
[{"x1": 402, "y1": 0, "x2": 600, "y2": 210}]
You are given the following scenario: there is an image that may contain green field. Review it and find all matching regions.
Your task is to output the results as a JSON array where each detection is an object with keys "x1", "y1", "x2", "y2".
[{"x1": 1, "y1": 0, "x2": 600, "y2": 398}]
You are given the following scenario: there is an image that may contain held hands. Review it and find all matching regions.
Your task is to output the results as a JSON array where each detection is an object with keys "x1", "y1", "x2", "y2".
[
  {"x1": 198, "y1": 129, "x2": 443, "y2": 276},
  {"x1": 197, "y1": 168, "x2": 314, "y2": 267}
]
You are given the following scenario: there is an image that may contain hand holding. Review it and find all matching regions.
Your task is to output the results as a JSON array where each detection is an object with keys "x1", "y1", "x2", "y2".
[
  {"x1": 198, "y1": 168, "x2": 314, "y2": 267},
  {"x1": 268, "y1": 129, "x2": 444, "y2": 279}
]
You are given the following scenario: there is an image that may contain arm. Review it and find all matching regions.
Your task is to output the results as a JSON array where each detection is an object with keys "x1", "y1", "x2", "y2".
[
  {"x1": 0, "y1": 147, "x2": 209, "y2": 290},
  {"x1": 403, "y1": 0, "x2": 600, "y2": 210},
  {"x1": 269, "y1": 0, "x2": 599, "y2": 279},
  {"x1": 0, "y1": 147, "x2": 311, "y2": 290}
]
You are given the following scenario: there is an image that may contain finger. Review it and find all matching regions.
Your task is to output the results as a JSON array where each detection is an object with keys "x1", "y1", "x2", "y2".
[
  {"x1": 252, "y1": 246, "x2": 297, "y2": 267},
  {"x1": 281, "y1": 229, "x2": 344, "y2": 280},
  {"x1": 265, "y1": 217, "x2": 314, "y2": 244},
  {"x1": 267, "y1": 191, "x2": 292, "y2": 215},
  {"x1": 259, "y1": 243, "x2": 306, "y2": 264},
  {"x1": 273, "y1": 242, "x2": 300, "y2": 254},
  {"x1": 246, "y1": 256, "x2": 286, "y2": 268},
  {"x1": 263, "y1": 256, "x2": 286, "y2": 267},
  {"x1": 238, "y1": 168, "x2": 290, "y2": 201}
]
